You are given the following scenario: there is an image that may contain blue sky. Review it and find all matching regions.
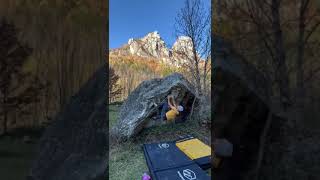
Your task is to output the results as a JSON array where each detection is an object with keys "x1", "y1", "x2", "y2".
[{"x1": 109, "y1": 0, "x2": 210, "y2": 49}]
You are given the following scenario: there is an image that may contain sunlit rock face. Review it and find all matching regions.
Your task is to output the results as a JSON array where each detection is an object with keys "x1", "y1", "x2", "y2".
[
  {"x1": 172, "y1": 36, "x2": 193, "y2": 57},
  {"x1": 126, "y1": 31, "x2": 170, "y2": 59},
  {"x1": 172, "y1": 36, "x2": 194, "y2": 65},
  {"x1": 110, "y1": 31, "x2": 198, "y2": 66}
]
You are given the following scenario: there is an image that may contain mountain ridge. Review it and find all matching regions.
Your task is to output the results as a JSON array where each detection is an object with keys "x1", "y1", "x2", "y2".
[{"x1": 110, "y1": 31, "x2": 196, "y2": 66}]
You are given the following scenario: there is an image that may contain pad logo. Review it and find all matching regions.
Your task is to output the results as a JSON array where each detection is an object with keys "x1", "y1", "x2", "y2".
[
  {"x1": 177, "y1": 169, "x2": 196, "y2": 180},
  {"x1": 158, "y1": 143, "x2": 169, "y2": 149}
]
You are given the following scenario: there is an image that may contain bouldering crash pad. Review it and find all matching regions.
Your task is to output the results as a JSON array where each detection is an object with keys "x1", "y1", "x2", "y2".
[
  {"x1": 176, "y1": 138, "x2": 211, "y2": 160},
  {"x1": 155, "y1": 164, "x2": 210, "y2": 180},
  {"x1": 176, "y1": 138, "x2": 211, "y2": 170},
  {"x1": 142, "y1": 139, "x2": 211, "y2": 180}
]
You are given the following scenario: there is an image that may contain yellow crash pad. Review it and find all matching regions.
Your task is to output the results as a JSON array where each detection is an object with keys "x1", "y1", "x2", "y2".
[
  {"x1": 176, "y1": 138, "x2": 222, "y2": 168},
  {"x1": 176, "y1": 138, "x2": 211, "y2": 160}
]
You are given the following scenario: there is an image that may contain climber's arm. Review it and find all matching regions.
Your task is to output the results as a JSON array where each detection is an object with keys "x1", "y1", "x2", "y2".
[{"x1": 167, "y1": 96, "x2": 175, "y2": 109}]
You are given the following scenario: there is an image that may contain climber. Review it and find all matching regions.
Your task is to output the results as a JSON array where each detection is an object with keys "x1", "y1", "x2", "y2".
[
  {"x1": 157, "y1": 94, "x2": 184, "y2": 122},
  {"x1": 175, "y1": 94, "x2": 191, "y2": 123}
]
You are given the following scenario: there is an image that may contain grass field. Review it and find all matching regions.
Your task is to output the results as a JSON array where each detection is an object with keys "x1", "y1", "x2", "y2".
[{"x1": 108, "y1": 103, "x2": 211, "y2": 180}]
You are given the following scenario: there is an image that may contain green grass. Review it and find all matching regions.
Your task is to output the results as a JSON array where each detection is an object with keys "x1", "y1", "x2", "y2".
[
  {"x1": 109, "y1": 103, "x2": 122, "y2": 128},
  {"x1": 109, "y1": 103, "x2": 148, "y2": 179},
  {"x1": 109, "y1": 141, "x2": 148, "y2": 180},
  {"x1": 0, "y1": 136, "x2": 38, "y2": 180},
  {"x1": 108, "y1": 104, "x2": 211, "y2": 180}
]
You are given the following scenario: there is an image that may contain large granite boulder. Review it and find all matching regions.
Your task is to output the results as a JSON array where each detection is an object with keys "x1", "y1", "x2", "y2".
[
  {"x1": 212, "y1": 36, "x2": 271, "y2": 138},
  {"x1": 212, "y1": 36, "x2": 320, "y2": 180},
  {"x1": 212, "y1": 36, "x2": 271, "y2": 179},
  {"x1": 28, "y1": 66, "x2": 108, "y2": 180},
  {"x1": 112, "y1": 73, "x2": 197, "y2": 139}
]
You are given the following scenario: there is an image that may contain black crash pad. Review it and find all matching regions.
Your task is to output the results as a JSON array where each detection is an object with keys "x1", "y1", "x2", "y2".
[
  {"x1": 194, "y1": 156, "x2": 211, "y2": 170},
  {"x1": 155, "y1": 163, "x2": 210, "y2": 180},
  {"x1": 143, "y1": 141, "x2": 210, "y2": 180},
  {"x1": 143, "y1": 142, "x2": 193, "y2": 171}
]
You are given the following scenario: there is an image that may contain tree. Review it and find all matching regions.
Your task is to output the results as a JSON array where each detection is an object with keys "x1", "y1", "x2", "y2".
[
  {"x1": 218, "y1": 0, "x2": 320, "y2": 177},
  {"x1": 0, "y1": 18, "x2": 43, "y2": 135},
  {"x1": 0, "y1": 0, "x2": 106, "y2": 130},
  {"x1": 219, "y1": 0, "x2": 293, "y2": 109},
  {"x1": 296, "y1": 0, "x2": 320, "y2": 105},
  {"x1": 109, "y1": 66, "x2": 122, "y2": 103},
  {"x1": 175, "y1": 0, "x2": 211, "y2": 96},
  {"x1": 271, "y1": 0, "x2": 291, "y2": 109}
]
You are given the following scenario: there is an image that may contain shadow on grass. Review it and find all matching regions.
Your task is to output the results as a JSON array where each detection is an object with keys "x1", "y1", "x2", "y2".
[
  {"x1": 0, "y1": 135, "x2": 39, "y2": 180},
  {"x1": 0, "y1": 150, "x2": 28, "y2": 158}
]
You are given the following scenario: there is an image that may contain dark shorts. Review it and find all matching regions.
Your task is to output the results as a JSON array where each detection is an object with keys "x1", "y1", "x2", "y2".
[{"x1": 159, "y1": 102, "x2": 169, "y2": 121}]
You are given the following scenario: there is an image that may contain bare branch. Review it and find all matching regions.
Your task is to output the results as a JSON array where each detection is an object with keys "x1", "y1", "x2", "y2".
[{"x1": 304, "y1": 20, "x2": 320, "y2": 43}]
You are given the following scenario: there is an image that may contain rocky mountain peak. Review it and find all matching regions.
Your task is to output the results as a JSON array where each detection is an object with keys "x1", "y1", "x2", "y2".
[
  {"x1": 142, "y1": 31, "x2": 161, "y2": 40},
  {"x1": 110, "y1": 31, "x2": 198, "y2": 66},
  {"x1": 125, "y1": 30, "x2": 170, "y2": 59},
  {"x1": 172, "y1": 36, "x2": 193, "y2": 54}
]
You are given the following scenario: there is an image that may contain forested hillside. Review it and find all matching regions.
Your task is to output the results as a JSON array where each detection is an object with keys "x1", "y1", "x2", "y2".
[
  {"x1": 109, "y1": 54, "x2": 211, "y2": 103},
  {"x1": 109, "y1": 54, "x2": 179, "y2": 102}
]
